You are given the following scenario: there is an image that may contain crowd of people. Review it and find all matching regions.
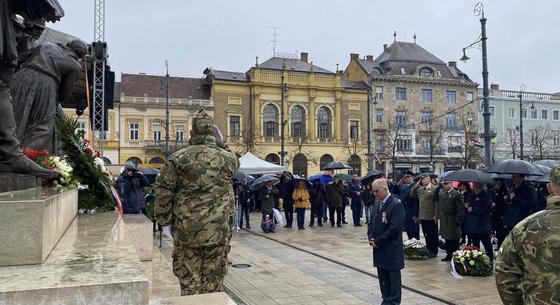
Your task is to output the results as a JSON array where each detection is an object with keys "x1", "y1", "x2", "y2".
[{"x1": 233, "y1": 169, "x2": 548, "y2": 265}]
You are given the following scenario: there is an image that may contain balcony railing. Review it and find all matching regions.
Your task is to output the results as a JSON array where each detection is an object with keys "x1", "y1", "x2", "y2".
[
  {"x1": 144, "y1": 140, "x2": 189, "y2": 153},
  {"x1": 447, "y1": 146, "x2": 464, "y2": 153}
]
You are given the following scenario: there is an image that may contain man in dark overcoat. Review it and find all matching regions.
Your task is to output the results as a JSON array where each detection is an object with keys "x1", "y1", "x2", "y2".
[
  {"x1": 368, "y1": 178, "x2": 405, "y2": 305},
  {"x1": 437, "y1": 180, "x2": 465, "y2": 261}
]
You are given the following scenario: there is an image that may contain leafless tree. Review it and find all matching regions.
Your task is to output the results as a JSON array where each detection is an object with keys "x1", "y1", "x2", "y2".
[
  {"x1": 506, "y1": 128, "x2": 520, "y2": 160},
  {"x1": 423, "y1": 122, "x2": 444, "y2": 168},
  {"x1": 383, "y1": 122, "x2": 405, "y2": 175},
  {"x1": 529, "y1": 125, "x2": 553, "y2": 160},
  {"x1": 235, "y1": 127, "x2": 261, "y2": 155},
  {"x1": 344, "y1": 133, "x2": 366, "y2": 175},
  {"x1": 458, "y1": 112, "x2": 481, "y2": 169}
]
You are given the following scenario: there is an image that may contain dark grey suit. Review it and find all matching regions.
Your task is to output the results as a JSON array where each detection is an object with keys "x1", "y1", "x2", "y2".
[{"x1": 368, "y1": 194, "x2": 405, "y2": 305}]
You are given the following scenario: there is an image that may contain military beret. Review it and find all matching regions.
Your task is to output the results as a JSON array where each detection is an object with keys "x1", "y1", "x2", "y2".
[{"x1": 550, "y1": 165, "x2": 560, "y2": 184}]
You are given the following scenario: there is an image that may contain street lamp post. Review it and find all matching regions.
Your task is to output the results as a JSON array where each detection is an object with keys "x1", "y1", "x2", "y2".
[
  {"x1": 460, "y1": 2, "x2": 492, "y2": 167},
  {"x1": 518, "y1": 84, "x2": 534, "y2": 160},
  {"x1": 366, "y1": 82, "x2": 373, "y2": 172},
  {"x1": 280, "y1": 64, "x2": 286, "y2": 166},
  {"x1": 164, "y1": 61, "x2": 170, "y2": 162}
]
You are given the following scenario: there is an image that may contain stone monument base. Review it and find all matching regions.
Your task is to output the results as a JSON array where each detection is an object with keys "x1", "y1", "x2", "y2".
[
  {"x1": 0, "y1": 212, "x2": 149, "y2": 305},
  {"x1": 150, "y1": 293, "x2": 237, "y2": 305},
  {"x1": 0, "y1": 174, "x2": 41, "y2": 193},
  {"x1": 0, "y1": 187, "x2": 77, "y2": 266},
  {"x1": 123, "y1": 214, "x2": 154, "y2": 261}
]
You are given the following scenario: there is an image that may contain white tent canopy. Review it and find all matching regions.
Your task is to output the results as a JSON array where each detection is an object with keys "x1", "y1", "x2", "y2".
[{"x1": 238, "y1": 152, "x2": 287, "y2": 175}]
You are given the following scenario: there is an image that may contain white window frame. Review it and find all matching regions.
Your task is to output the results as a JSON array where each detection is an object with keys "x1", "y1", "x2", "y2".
[
  {"x1": 129, "y1": 122, "x2": 139, "y2": 141},
  {"x1": 508, "y1": 107, "x2": 516, "y2": 119},
  {"x1": 530, "y1": 108, "x2": 538, "y2": 120},
  {"x1": 542, "y1": 109, "x2": 548, "y2": 120},
  {"x1": 175, "y1": 125, "x2": 185, "y2": 142},
  {"x1": 554, "y1": 110, "x2": 560, "y2": 121}
]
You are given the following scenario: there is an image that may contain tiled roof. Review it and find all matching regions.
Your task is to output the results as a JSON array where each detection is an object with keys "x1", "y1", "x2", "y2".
[
  {"x1": 213, "y1": 70, "x2": 248, "y2": 82},
  {"x1": 375, "y1": 41, "x2": 444, "y2": 65},
  {"x1": 120, "y1": 73, "x2": 210, "y2": 99},
  {"x1": 342, "y1": 79, "x2": 368, "y2": 90},
  {"x1": 259, "y1": 57, "x2": 333, "y2": 74}
]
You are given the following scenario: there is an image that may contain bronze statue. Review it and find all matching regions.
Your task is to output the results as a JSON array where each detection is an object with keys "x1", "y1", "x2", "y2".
[
  {"x1": 0, "y1": 0, "x2": 63, "y2": 176},
  {"x1": 12, "y1": 39, "x2": 86, "y2": 152}
]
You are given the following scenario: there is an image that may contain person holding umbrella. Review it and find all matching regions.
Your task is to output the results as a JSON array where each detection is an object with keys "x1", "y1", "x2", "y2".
[
  {"x1": 309, "y1": 179, "x2": 325, "y2": 227},
  {"x1": 411, "y1": 176, "x2": 439, "y2": 258},
  {"x1": 464, "y1": 182, "x2": 494, "y2": 265},
  {"x1": 259, "y1": 180, "x2": 280, "y2": 222},
  {"x1": 503, "y1": 174, "x2": 534, "y2": 237},
  {"x1": 280, "y1": 172, "x2": 295, "y2": 229},
  {"x1": 491, "y1": 179, "x2": 509, "y2": 248},
  {"x1": 398, "y1": 172, "x2": 419, "y2": 240},
  {"x1": 436, "y1": 180, "x2": 464, "y2": 261},
  {"x1": 238, "y1": 180, "x2": 252, "y2": 229},
  {"x1": 292, "y1": 181, "x2": 311, "y2": 230}
]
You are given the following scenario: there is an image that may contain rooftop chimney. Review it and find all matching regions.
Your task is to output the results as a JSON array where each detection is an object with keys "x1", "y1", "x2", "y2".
[
  {"x1": 448, "y1": 61, "x2": 457, "y2": 68},
  {"x1": 383, "y1": 44, "x2": 388, "y2": 52},
  {"x1": 300, "y1": 52, "x2": 308, "y2": 63},
  {"x1": 366, "y1": 55, "x2": 374, "y2": 61},
  {"x1": 490, "y1": 83, "x2": 500, "y2": 90},
  {"x1": 350, "y1": 53, "x2": 359, "y2": 61}
]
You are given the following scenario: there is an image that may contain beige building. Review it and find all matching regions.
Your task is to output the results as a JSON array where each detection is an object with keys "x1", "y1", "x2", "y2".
[
  {"x1": 344, "y1": 41, "x2": 479, "y2": 176},
  {"x1": 64, "y1": 73, "x2": 213, "y2": 168}
]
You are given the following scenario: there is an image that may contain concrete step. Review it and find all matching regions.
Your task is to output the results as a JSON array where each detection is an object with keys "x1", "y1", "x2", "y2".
[{"x1": 150, "y1": 293, "x2": 237, "y2": 305}]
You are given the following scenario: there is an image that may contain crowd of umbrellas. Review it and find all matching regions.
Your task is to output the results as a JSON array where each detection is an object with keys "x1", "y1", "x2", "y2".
[{"x1": 235, "y1": 159, "x2": 556, "y2": 191}]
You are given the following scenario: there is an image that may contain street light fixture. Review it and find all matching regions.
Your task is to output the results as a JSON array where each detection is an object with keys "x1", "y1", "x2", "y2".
[
  {"x1": 518, "y1": 84, "x2": 535, "y2": 160},
  {"x1": 460, "y1": 2, "x2": 492, "y2": 167}
]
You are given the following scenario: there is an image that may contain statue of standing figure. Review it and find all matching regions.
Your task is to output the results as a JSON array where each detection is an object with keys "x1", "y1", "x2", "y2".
[
  {"x1": 0, "y1": 0, "x2": 64, "y2": 176},
  {"x1": 11, "y1": 39, "x2": 87, "y2": 152}
]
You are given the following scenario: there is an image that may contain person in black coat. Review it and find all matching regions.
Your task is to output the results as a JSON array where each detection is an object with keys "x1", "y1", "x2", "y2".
[
  {"x1": 397, "y1": 174, "x2": 419, "y2": 240},
  {"x1": 279, "y1": 172, "x2": 295, "y2": 228},
  {"x1": 491, "y1": 179, "x2": 508, "y2": 248},
  {"x1": 309, "y1": 179, "x2": 325, "y2": 227},
  {"x1": 368, "y1": 178, "x2": 405, "y2": 305},
  {"x1": 117, "y1": 161, "x2": 151, "y2": 214},
  {"x1": 362, "y1": 183, "x2": 375, "y2": 224},
  {"x1": 464, "y1": 182, "x2": 493, "y2": 263},
  {"x1": 503, "y1": 174, "x2": 534, "y2": 235},
  {"x1": 348, "y1": 175, "x2": 363, "y2": 226},
  {"x1": 238, "y1": 180, "x2": 252, "y2": 229}
]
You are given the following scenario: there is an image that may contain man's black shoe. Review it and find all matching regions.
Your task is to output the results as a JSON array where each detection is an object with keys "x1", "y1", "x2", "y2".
[
  {"x1": 428, "y1": 253, "x2": 438, "y2": 258},
  {"x1": 337, "y1": 224, "x2": 342, "y2": 228}
]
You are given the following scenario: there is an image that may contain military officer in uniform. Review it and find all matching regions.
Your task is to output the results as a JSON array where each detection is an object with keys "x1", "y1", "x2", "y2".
[
  {"x1": 496, "y1": 165, "x2": 560, "y2": 304},
  {"x1": 368, "y1": 178, "x2": 405, "y2": 305},
  {"x1": 155, "y1": 110, "x2": 239, "y2": 295},
  {"x1": 437, "y1": 180, "x2": 464, "y2": 261}
]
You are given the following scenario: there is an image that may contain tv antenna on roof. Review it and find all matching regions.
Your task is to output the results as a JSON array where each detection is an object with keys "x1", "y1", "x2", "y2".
[{"x1": 269, "y1": 26, "x2": 282, "y2": 57}]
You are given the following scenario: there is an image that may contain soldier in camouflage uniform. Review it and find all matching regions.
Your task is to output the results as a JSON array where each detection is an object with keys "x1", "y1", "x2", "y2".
[
  {"x1": 155, "y1": 109, "x2": 239, "y2": 296},
  {"x1": 496, "y1": 164, "x2": 560, "y2": 305}
]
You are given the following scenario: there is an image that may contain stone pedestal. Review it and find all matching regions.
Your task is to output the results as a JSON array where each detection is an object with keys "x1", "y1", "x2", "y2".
[
  {"x1": 150, "y1": 293, "x2": 237, "y2": 305},
  {"x1": 123, "y1": 214, "x2": 154, "y2": 261},
  {"x1": 0, "y1": 174, "x2": 41, "y2": 193},
  {"x1": 0, "y1": 187, "x2": 77, "y2": 266},
  {"x1": 0, "y1": 212, "x2": 150, "y2": 305}
]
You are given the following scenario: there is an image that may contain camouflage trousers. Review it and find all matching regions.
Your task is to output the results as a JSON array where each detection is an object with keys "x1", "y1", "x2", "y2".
[{"x1": 172, "y1": 243, "x2": 231, "y2": 296}]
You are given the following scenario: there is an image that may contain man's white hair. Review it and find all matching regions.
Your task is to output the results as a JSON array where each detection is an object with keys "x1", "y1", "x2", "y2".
[{"x1": 372, "y1": 178, "x2": 389, "y2": 190}]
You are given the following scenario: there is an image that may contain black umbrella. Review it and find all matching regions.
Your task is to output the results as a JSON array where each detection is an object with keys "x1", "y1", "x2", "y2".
[
  {"x1": 250, "y1": 175, "x2": 279, "y2": 191},
  {"x1": 484, "y1": 159, "x2": 547, "y2": 176},
  {"x1": 360, "y1": 170, "x2": 384, "y2": 183},
  {"x1": 139, "y1": 168, "x2": 160, "y2": 184},
  {"x1": 322, "y1": 161, "x2": 352, "y2": 170},
  {"x1": 443, "y1": 169, "x2": 494, "y2": 184},
  {"x1": 526, "y1": 165, "x2": 551, "y2": 183},
  {"x1": 334, "y1": 173, "x2": 353, "y2": 183},
  {"x1": 533, "y1": 160, "x2": 559, "y2": 168}
]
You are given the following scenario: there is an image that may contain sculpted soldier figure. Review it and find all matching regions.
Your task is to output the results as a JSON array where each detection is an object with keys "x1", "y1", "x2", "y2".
[
  {"x1": 11, "y1": 39, "x2": 86, "y2": 152},
  {"x1": 496, "y1": 165, "x2": 560, "y2": 304},
  {"x1": 155, "y1": 109, "x2": 239, "y2": 295},
  {"x1": 0, "y1": 0, "x2": 63, "y2": 175}
]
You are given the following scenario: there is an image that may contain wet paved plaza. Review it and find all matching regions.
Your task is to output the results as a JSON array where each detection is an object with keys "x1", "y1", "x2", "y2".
[{"x1": 148, "y1": 207, "x2": 502, "y2": 305}]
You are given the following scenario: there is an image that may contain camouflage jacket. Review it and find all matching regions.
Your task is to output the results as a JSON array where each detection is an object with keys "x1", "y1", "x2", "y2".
[
  {"x1": 495, "y1": 194, "x2": 560, "y2": 305},
  {"x1": 155, "y1": 133, "x2": 239, "y2": 248}
]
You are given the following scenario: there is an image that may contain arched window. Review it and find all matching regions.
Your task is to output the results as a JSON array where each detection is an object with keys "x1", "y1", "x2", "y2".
[
  {"x1": 419, "y1": 67, "x2": 433, "y2": 77},
  {"x1": 102, "y1": 157, "x2": 112, "y2": 165},
  {"x1": 291, "y1": 106, "x2": 305, "y2": 138},
  {"x1": 320, "y1": 154, "x2": 334, "y2": 170},
  {"x1": 293, "y1": 154, "x2": 308, "y2": 177},
  {"x1": 317, "y1": 107, "x2": 332, "y2": 138},
  {"x1": 348, "y1": 155, "x2": 361, "y2": 176},
  {"x1": 263, "y1": 104, "x2": 279, "y2": 137},
  {"x1": 265, "y1": 153, "x2": 280, "y2": 165},
  {"x1": 149, "y1": 157, "x2": 165, "y2": 164},
  {"x1": 126, "y1": 157, "x2": 142, "y2": 166}
]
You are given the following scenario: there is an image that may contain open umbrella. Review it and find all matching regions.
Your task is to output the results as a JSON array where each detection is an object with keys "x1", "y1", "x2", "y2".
[
  {"x1": 533, "y1": 160, "x2": 559, "y2": 168},
  {"x1": 308, "y1": 173, "x2": 333, "y2": 184},
  {"x1": 334, "y1": 173, "x2": 352, "y2": 183},
  {"x1": 526, "y1": 165, "x2": 551, "y2": 183},
  {"x1": 139, "y1": 168, "x2": 160, "y2": 184},
  {"x1": 443, "y1": 169, "x2": 494, "y2": 184},
  {"x1": 250, "y1": 175, "x2": 279, "y2": 191},
  {"x1": 233, "y1": 171, "x2": 255, "y2": 182},
  {"x1": 485, "y1": 159, "x2": 547, "y2": 176},
  {"x1": 361, "y1": 170, "x2": 383, "y2": 181},
  {"x1": 293, "y1": 175, "x2": 312, "y2": 187},
  {"x1": 322, "y1": 161, "x2": 352, "y2": 171}
]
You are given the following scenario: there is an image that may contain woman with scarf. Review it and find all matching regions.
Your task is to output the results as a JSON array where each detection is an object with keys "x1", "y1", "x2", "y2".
[{"x1": 292, "y1": 181, "x2": 311, "y2": 230}]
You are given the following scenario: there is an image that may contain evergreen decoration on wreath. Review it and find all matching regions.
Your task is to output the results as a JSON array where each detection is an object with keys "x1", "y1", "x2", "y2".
[
  {"x1": 57, "y1": 116, "x2": 114, "y2": 211},
  {"x1": 403, "y1": 238, "x2": 431, "y2": 259}
]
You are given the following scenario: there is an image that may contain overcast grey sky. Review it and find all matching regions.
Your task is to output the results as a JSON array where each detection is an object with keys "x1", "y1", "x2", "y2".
[{"x1": 52, "y1": 0, "x2": 559, "y2": 93}]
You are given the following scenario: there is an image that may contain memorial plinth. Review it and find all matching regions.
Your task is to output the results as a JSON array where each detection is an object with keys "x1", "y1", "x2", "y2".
[
  {"x1": 0, "y1": 174, "x2": 42, "y2": 193},
  {"x1": 0, "y1": 187, "x2": 78, "y2": 266},
  {"x1": 0, "y1": 212, "x2": 150, "y2": 305},
  {"x1": 150, "y1": 293, "x2": 237, "y2": 305},
  {"x1": 123, "y1": 214, "x2": 154, "y2": 261}
]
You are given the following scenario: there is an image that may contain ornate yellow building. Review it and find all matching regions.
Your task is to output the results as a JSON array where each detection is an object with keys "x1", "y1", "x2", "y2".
[{"x1": 205, "y1": 52, "x2": 370, "y2": 177}]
